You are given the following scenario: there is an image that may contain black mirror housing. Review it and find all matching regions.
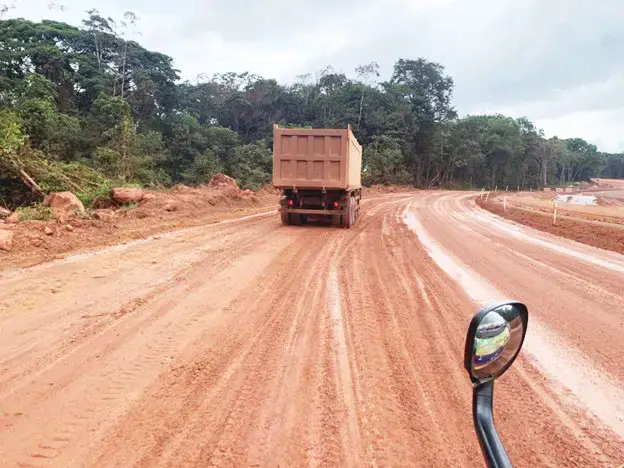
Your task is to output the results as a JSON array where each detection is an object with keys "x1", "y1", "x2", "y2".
[
  {"x1": 464, "y1": 301, "x2": 529, "y2": 384},
  {"x1": 465, "y1": 301, "x2": 529, "y2": 468}
]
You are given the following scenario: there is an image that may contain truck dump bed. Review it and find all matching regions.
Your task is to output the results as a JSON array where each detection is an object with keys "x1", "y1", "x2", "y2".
[{"x1": 272, "y1": 125, "x2": 362, "y2": 190}]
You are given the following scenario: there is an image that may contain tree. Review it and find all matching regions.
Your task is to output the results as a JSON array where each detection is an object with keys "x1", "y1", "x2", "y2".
[
  {"x1": 183, "y1": 149, "x2": 223, "y2": 184},
  {"x1": 386, "y1": 58, "x2": 456, "y2": 185},
  {"x1": 228, "y1": 142, "x2": 272, "y2": 190},
  {"x1": 117, "y1": 11, "x2": 139, "y2": 99},
  {"x1": 82, "y1": 9, "x2": 113, "y2": 73},
  {"x1": 0, "y1": 2, "x2": 15, "y2": 19},
  {"x1": 602, "y1": 153, "x2": 624, "y2": 179},
  {"x1": 363, "y1": 135, "x2": 410, "y2": 185},
  {"x1": 355, "y1": 62, "x2": 380, "y2": 130}
]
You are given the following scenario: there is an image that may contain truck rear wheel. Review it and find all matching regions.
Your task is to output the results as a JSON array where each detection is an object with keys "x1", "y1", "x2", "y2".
[
  {"x1": 354, "y1": 192, "x2": 361, "y2": 222},
  {"x1": 281, "y1": 212, "x2": 289, "y2": 225},
  {"x1": 343, "y1": 197, "x2": 355, "y2": 228}
]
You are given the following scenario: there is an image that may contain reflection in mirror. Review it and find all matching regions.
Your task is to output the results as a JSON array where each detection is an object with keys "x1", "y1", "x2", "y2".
[{"x1": 471, "y1": 304, "x2": 525, "y2": 381}]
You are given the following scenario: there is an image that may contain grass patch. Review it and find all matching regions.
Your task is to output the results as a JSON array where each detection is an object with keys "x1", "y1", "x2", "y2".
[
  {"x1": 16, "y1": 205, "x2": 55, "y2": 221},
  {"x1": 119, "y1": 201, "x2": 139, "y2": 211},
  {"x1": 76, "y1": 180, "x2": 113, "y2": 208}
]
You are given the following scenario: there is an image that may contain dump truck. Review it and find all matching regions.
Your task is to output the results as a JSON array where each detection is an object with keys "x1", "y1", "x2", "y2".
[{"x1": 273, "y1": 124, "x2": 363, "y2": 228}]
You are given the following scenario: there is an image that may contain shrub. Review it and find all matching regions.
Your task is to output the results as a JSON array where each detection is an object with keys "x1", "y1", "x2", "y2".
[
  {"x1": 16, "y1": 204, "x2": 55, "y2": 221},
  {"x1": 76, "y1": 179, "x2": 113, "y2": 208}
]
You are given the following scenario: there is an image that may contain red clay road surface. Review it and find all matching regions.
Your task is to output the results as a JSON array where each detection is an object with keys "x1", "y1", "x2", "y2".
[{"x1": 0, "y1": 192, "x2": 623, "y2": 467}]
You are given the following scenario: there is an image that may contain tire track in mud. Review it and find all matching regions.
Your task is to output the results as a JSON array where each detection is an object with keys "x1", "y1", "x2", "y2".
[
  {"x1": 335, "y1": 202, "x2": 479, "y2": 466},
  {"x1": 3, "y1": 192, "x2": 622, "y2": 466},
  {"x1": 84, "y1": 195, "x2": 412, "y2": 468},
  {"x1": 0, "y1": 217, "x2": 281, "y2": 396},
  {"x1": 0, "y1": 220, "x2": 293, "y2": 466},
  {"x1": 324, "y1": 260, "x2": 361, "y2": 466},
  {"x1": 0, "y1": 195, "x2": 407, "y2": 468},
  {"x1": 87, "y1": 227, "x2": 344, "y2": 467},
  {"x1": 416, "y1": 193, "x2": 624, "y2": 379},
  {"x1": 404, "y1": 192, "x2": 624, "y2": 465}
]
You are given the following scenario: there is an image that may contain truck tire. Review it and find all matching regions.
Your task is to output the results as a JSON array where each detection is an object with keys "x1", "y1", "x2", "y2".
[
  {"x1": 281, "y1": 212, "x2": 289, "y2": 225},
  {"x1": 343, "y1": 197, "x2": 355, "y2": 228}
]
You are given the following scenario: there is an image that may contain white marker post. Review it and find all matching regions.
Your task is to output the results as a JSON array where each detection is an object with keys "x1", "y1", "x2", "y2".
[
  {"x1": 504, "y1": 196, "x2": 507, "y2": 212},
  {"x1": 485, "y1": 191, "x2": 490, "y2": 204},
  {"x1": 553, "y1": 199, "x2": 558, "y2": 225}
]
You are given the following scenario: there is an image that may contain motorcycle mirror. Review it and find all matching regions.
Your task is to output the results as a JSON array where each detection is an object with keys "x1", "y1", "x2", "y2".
[{"x1": 465, "y1": 302, "x2": 529, "y2": 384}]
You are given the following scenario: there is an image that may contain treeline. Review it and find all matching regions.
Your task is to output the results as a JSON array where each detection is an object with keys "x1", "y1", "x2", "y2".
[{"x1": 1, "y1": 14, "x2": 622, "y2": 208}]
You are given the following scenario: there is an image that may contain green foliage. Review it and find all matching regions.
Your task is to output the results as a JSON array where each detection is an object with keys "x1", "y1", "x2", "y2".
[
  {"x1": 132, "y1": 130, "x2": 172, "y2": 186},
  {"x1": 363, "y1": 135, "x2": 411, "y2": 185},
  {"x1": 75, "y1": 177, "x2": 112, "y2": 208},
  {"x1": 228, "y1": 142, "x2": 272, "y2": 190},
  {"x1": 0, "y1": 111, "x2": 25, "y2": 156},
  {"x1": 87, "y1": 95, "x2": 133, "y2": 148},
  {"x1": 182, "y1": 150, "x2": 223, "y2": 184},
  {"x1": 17, "y1": 97, "x2": 82, "y2": 158},
  {"x1": 92, "y1": 147, "x2": 119, "y2": 175},
  {"x1": 603, "y1": 153, "x2": 624, "y2": 179},
  {"x1": 16, "y1": 204, "x2": 55, "y2": 221},
  {"x1": 119, "y1": 201, "x2": 138, "y2": 211}
]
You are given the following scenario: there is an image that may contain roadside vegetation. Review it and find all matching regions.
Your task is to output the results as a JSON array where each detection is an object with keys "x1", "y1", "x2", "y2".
[{"x1": 1, "y1": 12, "x2": 623, "y2": 210}]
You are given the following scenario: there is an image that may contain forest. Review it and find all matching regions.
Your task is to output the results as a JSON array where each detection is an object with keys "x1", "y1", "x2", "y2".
[{"x1": 1, "y1": 13, "x2": 623, "y2": 209}]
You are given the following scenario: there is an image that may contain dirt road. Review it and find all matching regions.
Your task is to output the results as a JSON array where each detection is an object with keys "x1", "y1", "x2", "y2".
[{"x1": 1, "y1": 192, "x2": 622, "y2": 466}]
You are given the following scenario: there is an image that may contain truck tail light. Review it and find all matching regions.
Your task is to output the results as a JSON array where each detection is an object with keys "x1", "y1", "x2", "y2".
[
  {"x1": 288, "y1": 200, "x2": 294, "y2": 206},
  {"x1": 333, "y1": 201, "x2": 339, "y2": 208}
]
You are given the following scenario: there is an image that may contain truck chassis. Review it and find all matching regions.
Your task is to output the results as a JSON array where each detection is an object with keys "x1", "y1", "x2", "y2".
[{"x1": 279, "y1": 188, "x2": 362, "y2": 228}]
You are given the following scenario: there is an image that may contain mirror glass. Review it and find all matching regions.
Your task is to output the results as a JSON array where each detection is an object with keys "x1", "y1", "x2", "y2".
[{"x1": 471, "y1": 304, "x2": 526, "y2": 381}]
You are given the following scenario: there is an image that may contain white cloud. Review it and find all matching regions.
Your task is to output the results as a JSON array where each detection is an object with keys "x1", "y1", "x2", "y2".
[
  {"x1": 472, "y1": 74, "x2": 624, "y2": 152},
  {"x1": 538, "y1": 110, "x2": 624, "y2": 153}
]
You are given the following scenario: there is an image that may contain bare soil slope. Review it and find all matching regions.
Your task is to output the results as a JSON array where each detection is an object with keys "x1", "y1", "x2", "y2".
[
  {"x1": 0, "y1": 185, "x2": 278, "y2": 271},
  {"x1": 478, "y1": 192, "x2": 624, "y2": 254}
]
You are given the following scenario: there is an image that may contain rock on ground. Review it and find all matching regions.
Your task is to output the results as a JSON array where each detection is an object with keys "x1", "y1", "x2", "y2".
[
  {"x1": 208, "y1": 173, "x2": 238, "y2": 190},
  {"x1": 0, "y1": 207, "x2": 11, "y2": 219},
  {"x1": 111, "y1": 187, "x2": 145, "y2": 204},
  {"x1": 164, "y1": 201, "x2": 178, "y2": 212},
  {"x1": 0, "y1": 229, "x2": 14, "y2": 251},
  {"x1": 93, "y1": 209, "x2": 116, "y2": 222},
  {"x1": 44, "y1": 192, "x2": 85, "y2": 219}
]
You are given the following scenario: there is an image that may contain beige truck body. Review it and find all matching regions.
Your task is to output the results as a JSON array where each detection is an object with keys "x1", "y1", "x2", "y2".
[{"x1": 272, "y1": 125, "x2": 362, "y2": 190}]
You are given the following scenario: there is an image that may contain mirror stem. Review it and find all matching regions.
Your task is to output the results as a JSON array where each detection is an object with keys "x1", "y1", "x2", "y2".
[{"x1": 473, "y1": 380, "x2": 512, "y2": 468}]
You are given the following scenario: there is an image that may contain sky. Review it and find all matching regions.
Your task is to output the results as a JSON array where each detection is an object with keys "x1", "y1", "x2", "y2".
[{"x1": 6, "y1": 0, "x2": 624, "y2": 152}]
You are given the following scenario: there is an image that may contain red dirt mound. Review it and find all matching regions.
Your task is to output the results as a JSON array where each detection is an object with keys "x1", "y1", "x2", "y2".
[
  {"x1": 208, "y1": 173, "x2": 238, "y2": 189},
  {"x1": 477, "y1": 197, "x2": 624, "y2": 254},
  {"x1": 0, "y1": 185, "x2": 277, "y2": 271}
]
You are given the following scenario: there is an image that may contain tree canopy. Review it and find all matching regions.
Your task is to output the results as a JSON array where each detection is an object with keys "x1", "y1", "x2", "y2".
[{"x1": 1, "y1": 15, "x2": 622, "y2": 208}]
